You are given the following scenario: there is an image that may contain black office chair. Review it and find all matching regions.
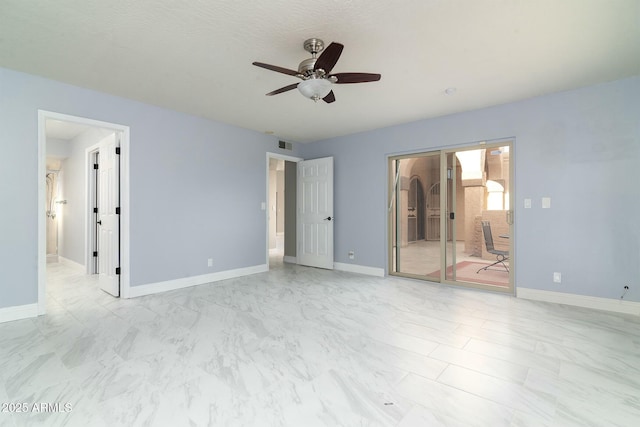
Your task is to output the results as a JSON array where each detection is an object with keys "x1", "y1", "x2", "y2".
[{"x1": 477, "y1": 220, "x2": 509, "y2": 273}]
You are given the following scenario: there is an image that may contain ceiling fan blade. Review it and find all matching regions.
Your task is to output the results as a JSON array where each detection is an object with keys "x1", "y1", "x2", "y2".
[
  {"x1": 252, "y1": 62, "x2": 300, "y2": 77},
  {"x1": 323, "y1": 91, "x2": 336, "y2": 104},
  {"x1": 314, "y1": 42, "x2": 344, "y2": 74},
  {"x1": 266, "y1": 83, "x2": 299, "y2": 96},
  {"x1": 331, "y1": 73, "x2": 381, "y2": 84}
]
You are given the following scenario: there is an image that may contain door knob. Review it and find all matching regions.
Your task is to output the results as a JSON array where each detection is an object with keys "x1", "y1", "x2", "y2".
[
  {"x1": 97, "y1": 220, "x2": 102, "y2": 225},
  {"x1": 324, "y1": 216, "x2": 333, "y2": 221}
]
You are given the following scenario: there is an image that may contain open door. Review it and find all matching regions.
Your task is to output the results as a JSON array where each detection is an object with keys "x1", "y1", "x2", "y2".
[
  {"x1": 97, "y1": 133, "x2": 120, "y2": 296},
  {"x1": 297, "y1": 157, "x2": 334, "y2": 269}
]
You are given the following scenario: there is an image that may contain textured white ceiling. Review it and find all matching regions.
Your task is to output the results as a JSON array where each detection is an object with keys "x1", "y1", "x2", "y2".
[{"x1": 1, "y1": 0, "x2": 638, "y2": 143}]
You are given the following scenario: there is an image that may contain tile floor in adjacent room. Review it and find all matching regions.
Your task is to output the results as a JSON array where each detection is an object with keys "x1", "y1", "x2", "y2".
[{"x1": 1, "y1": 260, "x2": 640, "y2": 426}]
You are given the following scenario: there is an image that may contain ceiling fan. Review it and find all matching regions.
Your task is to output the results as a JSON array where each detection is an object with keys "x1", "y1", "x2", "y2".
[{"x1": 252, "y1": 38, "x2": 381, "y2": 103}]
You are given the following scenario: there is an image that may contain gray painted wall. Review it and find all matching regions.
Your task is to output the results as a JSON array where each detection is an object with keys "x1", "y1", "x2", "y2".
[
  {"x1": 1, "y1": 63, "x2": 637, "y2": 309},
  {"x1": 276, "y1": 169, "x2": 285, "y2": 233},
  {"x1": 300, "y1": 77, "x2": 640, "y2": 302},
  {"x1": 46, "y1": 138, "x2": 71, "y2": 159},
  {"x1": 0, "y1": 66, "x2": 301, "y2": 309},
  {"x1": 284, "y1": 160, "x2": 297, "y2": 258}
]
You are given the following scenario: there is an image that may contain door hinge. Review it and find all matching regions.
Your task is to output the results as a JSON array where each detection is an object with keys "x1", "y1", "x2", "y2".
[
  {"x1": 93, "y1": 251, "x2": 98, "y2": 257},
  {"x1": 115, "y1": 147, "x2": 121, "y2": 155},
  {"x1": 115, "y1": 207, "x2": 120, "y2": 215},
  {"x1": 93, "y1": 163, "x2": 99, "y2": 169},
  {"x1": 115, "y1": 267, "x2": 121, "y2": 275},
  {"x1": 93, "y1": 207, "x2": 98, "y2": 213}
]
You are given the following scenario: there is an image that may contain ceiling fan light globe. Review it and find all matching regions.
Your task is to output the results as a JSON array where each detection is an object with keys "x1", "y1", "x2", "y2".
[{"x1": 297, "y1": 79, "x2": 332, "y2": 101}]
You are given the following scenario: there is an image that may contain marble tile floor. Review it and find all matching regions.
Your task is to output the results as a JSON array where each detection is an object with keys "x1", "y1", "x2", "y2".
[{"x1": 1, "y1": 261, "x2": 639, "y2": 426}]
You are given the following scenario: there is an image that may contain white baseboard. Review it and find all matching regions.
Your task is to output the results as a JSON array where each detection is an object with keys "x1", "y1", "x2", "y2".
[
  {"x1": 0, "y1": 303, "x2": 39, "y2": 324},
  {"x1": 59, "y1": 256, "x2": 85, "y2": 272},
  {"x1": 127, "y1": 264, "x2": 268, "y2": 298},
  {"x1": 283, "y1": 256, "x2": 297, "y2": 264},
  {"x1": 517, "y1": 287, "x2": 640, "y2": 316},
  {"x1": 334, "y1": 262, "x2": 385, "y2": 277}
]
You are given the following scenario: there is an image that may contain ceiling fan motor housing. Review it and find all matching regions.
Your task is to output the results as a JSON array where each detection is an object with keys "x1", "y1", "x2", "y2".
[
  {"x1": 298, "y1": 38, "x2": 326, "y2": 77},
  {"x1": 298, "y1": 57, "x2": 317, "y2": 76}
]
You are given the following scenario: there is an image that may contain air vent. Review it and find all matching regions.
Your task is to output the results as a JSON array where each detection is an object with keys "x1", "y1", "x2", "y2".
[{"x1": 278, "y1": 140, "x2": 292, "y2": 150}]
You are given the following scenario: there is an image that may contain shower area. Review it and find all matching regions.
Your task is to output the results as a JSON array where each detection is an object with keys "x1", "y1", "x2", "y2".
[{"x1": 45, "y1": 162, "x2": 65, "y2": 262}]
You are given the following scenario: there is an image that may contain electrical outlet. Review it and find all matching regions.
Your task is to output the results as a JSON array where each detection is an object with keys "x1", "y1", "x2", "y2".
[
  {"x1": 207, "y1": 258, "x2": 213, "y2": 267},
  {"x1": 348, "y1": 250, "x2": 355, "y2": 260},
  {"x1": 553, "y1": 272, "x2": 561, "y2": 283}
]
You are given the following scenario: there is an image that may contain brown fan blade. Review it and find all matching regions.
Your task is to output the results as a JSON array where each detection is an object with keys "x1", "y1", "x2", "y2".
[
  {"x1": 252, "y1": 62, "x2": 300, "y2": 77},
  {"x1": 331, "y1": 73, "x2": 381, "y2": 84},
  {"x1": 314, "y1": 42, "x2": 344, "y2": 74},
  {"x1": 323, "y1": 91, "x2": 336, "y2": 104},
  {"x1": 266, "y1": 83, "x2": 299, "y2": 96}
]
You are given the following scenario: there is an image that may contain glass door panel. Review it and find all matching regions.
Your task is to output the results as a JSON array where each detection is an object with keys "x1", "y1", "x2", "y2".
[
  {"x1": 445, "y1": 144, "x2": 513, "y2": 291},
  {"x1": 389, "y1": 153, "x2": 441, "y2": 279}
]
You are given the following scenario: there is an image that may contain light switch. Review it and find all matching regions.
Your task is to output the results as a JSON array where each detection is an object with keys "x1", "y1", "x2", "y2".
[
  {"x1": 542, "y1": 197, "x2": 551, "y2": 209},
  {"x1": 261, "y1": 202, "x2": 266, "y2": 210},
  {"x1": 524, "y1": 198, "x2": 532, "y2": 209}
]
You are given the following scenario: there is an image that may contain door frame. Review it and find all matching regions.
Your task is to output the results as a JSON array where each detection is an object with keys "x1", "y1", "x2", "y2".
[
  {"x1": 37, "y1": 110, "x2": 131, "y2": 313},
  {"x1": 265, "y1": 152, "x2": 302, "y2": 267}
]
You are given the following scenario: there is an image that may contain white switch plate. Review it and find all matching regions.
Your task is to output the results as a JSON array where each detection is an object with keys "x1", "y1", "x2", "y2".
[
  {"x1": 542, "y1": 197, "x2": 551, "y2": 209},
  {"x1": 207, "y1": 258, "x2": 213, "y2": 267},
  {"x1": 553, "y1": 272, "x2": 561, "y2": 283},
  {"x1": 261, "y1": 202, "x2": 266, "y2": 210},
  {"x1": 524, "y1": 198, "x2": 532, "y2": 209}
]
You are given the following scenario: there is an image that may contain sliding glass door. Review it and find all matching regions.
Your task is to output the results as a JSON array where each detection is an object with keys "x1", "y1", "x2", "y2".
[{"x1": 389, "y1": 141, "x2": 514, "y2": 293}]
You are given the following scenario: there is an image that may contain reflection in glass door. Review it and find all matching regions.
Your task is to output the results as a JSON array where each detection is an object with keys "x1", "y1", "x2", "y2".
[
  {"x1": 389, "y1": 142, "x2": 514, "y2": 293},
  {"x1": 389, "y1": 153, "x2": 441, "y2": 280}
]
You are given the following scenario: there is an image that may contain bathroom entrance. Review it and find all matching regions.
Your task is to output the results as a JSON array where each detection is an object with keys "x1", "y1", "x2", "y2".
[{"x1": 38, "y1": 110, "x2": 130, "y2": 312}]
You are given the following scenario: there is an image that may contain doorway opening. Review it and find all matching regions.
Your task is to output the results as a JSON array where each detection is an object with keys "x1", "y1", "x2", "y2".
[
  {"x1": 38, "y1": 111, "x2": 130, "y2": 313},
  {"x1": 388, "y1": 140, "x2": 514, "y2": 293},
  {"x1": 266, "y1": 152, "x2": 302, "y2": 269}
]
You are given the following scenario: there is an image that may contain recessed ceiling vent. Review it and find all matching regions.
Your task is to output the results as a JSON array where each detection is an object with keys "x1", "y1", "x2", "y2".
[{"x1": 278, "y1": 140, "x2": 292, "y2": 150}]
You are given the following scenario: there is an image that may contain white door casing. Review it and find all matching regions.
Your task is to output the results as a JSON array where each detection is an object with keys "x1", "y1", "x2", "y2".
[
  {"x1": 97, "y1": 133, "x2": 120, "y2": 296},
  {"x1": 38, "y1": 110, "x2": 130, "y2": 313},
  {"x1": 297, "y1": 157, "x2": 334, "y2": 269}
]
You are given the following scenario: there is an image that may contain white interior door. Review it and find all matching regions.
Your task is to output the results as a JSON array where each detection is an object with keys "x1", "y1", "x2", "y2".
[
  {"x1": 97, "y1": 133, "x2": 120, "y2": 296},
  {"x1": 297, "y1": 157, "x2": 334, "y2": 269}
]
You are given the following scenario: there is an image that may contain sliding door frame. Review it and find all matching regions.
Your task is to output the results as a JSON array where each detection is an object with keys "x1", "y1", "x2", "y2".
[{"x1": 387, "y1": 139, "x2": 515, "y2": 294}]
